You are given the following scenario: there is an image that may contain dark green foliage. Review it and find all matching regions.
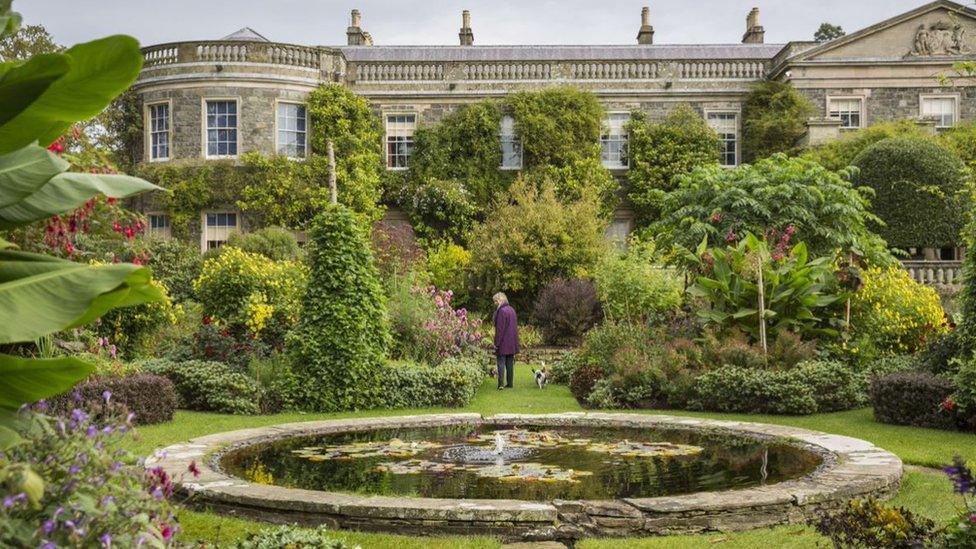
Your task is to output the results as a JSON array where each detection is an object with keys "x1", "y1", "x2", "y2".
[
  {"x1": 142, "y1": 359, "x2": 262, "y2": 415},
  {"x1": 917, "y1": 331, "x2": 967, "y2": 375},
  {"x1": 853, "y1": 136, "x2": 968, "y2": 248},
  {"x1": 166, "y1": 323, "x2": 269, "y2": 371},
  {"x1": 248, "y1": 354, "x2": 302, "y2": 413},
  {"x1": 49, "y1": 373, "x2": 177, "y2": 425},
  {"x1": 626, "y1": 106, "x2": 720, "y2": 225},
  {"x1": 653, "y1": 155, "x2": 891, "y2": 265},
  {"x1": 690, "y1": 367, "x2": 819, "y2": 415},
  {"x1": 532, "y1": 278, "x2": 603, "y2": 346},
  {"x1": 802, "y1": 120, "x2": 930, "y2": 172},
  {"x1": 816, "y1": 498, "x2": 936, "y2": 549},
  {"x1": 569, "y1": 363, "x2": 605, "y2": 404},
  {"x1": 286, "y1": 204, "x2": 390, "y2": 412},
  {"x1": 226, "y1": 226, "x2": 301, "y2": 261},
  {"x1": 870, "y1": 372, "x2": 955, "y2": 429},
  {"x1": 145, "y1": 236, "x2": 201, "y2": 302},
  {"x1": 380, "y1": 358, "x2": 484, "y2": 408},
  {"x1": 814, "y1": 22, "x2": 845, "y2": 42},
  {"x1": 741, "y1": 81, "x2": 815, "y2": 162},
  {"x1": 398, "y1": 178, "x2": 478, "y2": 244},
  {"x1": 863, "y1": 354, "x2": 919, "y2": 380},
  {"x1": 135, "y1": 161, "x2": 246, "y2": 238},
  {"x1": 507, "y1": 86, "x2": 604, "y2": 168},
  {"x1": 796, "y1": 360, "x2": 864, "y2": 412},
  {"x1": 234, "y1": 525, "x2": 352, "y2": 549}
]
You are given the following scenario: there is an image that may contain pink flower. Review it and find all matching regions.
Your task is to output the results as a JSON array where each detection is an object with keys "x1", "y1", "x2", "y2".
[
  {"x1": 725, "y1": 230, "x2": 737, "y2": 244},
  {"x1": 942, "y1": 397, "x2": 956, "y2": 412},
  {"x1": 47, "y1": 140, "x2": 65, "y2": 154}
]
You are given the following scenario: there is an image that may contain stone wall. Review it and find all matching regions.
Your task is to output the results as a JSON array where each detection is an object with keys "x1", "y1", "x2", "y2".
[{"x1": 800, "y1": 86, "x2": 976, "y2": 127}]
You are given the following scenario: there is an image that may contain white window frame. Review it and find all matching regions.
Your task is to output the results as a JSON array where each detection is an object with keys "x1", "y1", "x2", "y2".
[
  {"x1": 705, "y1": 110, "x2": 740, "y2": 168},
  {"x1": 385, "y1": 112, "x2": 416, "y2": 170},
  {"x1": 274, "y1": 99, "x2": 308, "y2": 159},
  {"x1": 826, "y1": 95, "x2": 865, "y2": 130},
  {"x1": 201, "y1": 98, "x2": 240, "y2": 159},
  {"x1": 200, "y1": 211, "x2": 239, "y2": 252},
  {"x1": 144, "y1": 100, "x2": 172, "y2": 162},
  {"x1": 600, "y1": 112, "x2": 630, "y2": 170},
  {"x1": 146, "y1": 212, "x2": 171, "y2": 239},
  {"x1": 499, "y1": 115, "x2": 522, "y2": 170},
  {"x1": 919, "y1": 93, "x2": 960, "y2": 129}
]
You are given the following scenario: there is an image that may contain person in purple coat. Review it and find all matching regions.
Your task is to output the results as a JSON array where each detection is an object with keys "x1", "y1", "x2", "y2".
[{"x1": 492, "y1": 292, "x2": 520, "y2": 389}]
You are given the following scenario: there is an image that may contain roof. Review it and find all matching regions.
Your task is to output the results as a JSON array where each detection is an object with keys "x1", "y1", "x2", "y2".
[
  {"x1": 220, "y1": 27, "x2": 270, "y2": 42},
  {"x1": 338, "y1": 44, "x2": 785, "y2": 62}
]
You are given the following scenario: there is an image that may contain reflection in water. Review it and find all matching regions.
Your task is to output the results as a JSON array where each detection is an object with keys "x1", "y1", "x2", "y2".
[{"x1": 221, "y1": 425, "x2": 821, "y2": 502}]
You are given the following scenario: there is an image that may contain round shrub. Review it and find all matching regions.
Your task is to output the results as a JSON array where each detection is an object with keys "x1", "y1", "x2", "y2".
[
  {"x1": 850, "y1": 267, "x2": 948, "y2": 355},
  {"x1": 570, "y1": 363, "x2": 605, "y2": 404},
  {"x1": 145, "y1": 236, "x2": 202, "y2": 302},
  {"x1": 689, "y1": 367, "x2": 818, "y2": 415},
  {"x1": 532, "y1": 278, "x2": 602, "y2": 346},
  {"x1": 870, "y1": 372, "x2": 955, "y2": 430},
  {"x1": 795, "y1": 360, "x2": 864, "y2": 412},
  {"x1": 853, "y1": 136, "x2": 968, "y2": 248},
  {"x1": 50, "y1": 373, "x2": 177, "y2": 425},
  {"x1": 142, "y1": 359, "x2": 261, "y2": 415},
  {"x1": 194, "y1": 246, "x2": 306, "y2": 347},
  {"x1": 593, "y1": 242, "x2": 682, "y2": 324},
  {"x1": 286, "y1": 204, "x2": 391, "y2": 412},
  {"x1": 226, "y1": 226, "x2": 301, "y2": 261}
]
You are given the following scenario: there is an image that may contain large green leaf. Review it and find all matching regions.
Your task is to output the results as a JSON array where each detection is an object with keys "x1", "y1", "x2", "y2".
[
  {"x1": 0, "y1": 354, "x2": 93, "y2": 410},
  {"x1": 0, "y1": 53, "x2": 69, "y2": 128},
  {"x1": 0, "y1": 143, "x2": 70, "y2": 207},
  {"x1": 0, "y1": 35, "x2": 143, "y2": 153},
  {"x1": 0, "y1": 1, "x2": 20, "y2": 40},
  {"x1": 0, "y1": 170, "x2": 159, "y2": 229},
  {"x1": 0, "y1": 250, "x2": 163, "y2": 343}
]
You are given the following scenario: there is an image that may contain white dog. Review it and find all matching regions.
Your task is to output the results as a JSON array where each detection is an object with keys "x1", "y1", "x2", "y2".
[{"x1": 533, "y1": 362, "x2": 550, "y2": 389}]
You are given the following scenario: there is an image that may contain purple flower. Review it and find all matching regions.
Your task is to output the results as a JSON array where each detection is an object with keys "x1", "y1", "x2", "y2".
[
  {"x1": 86, "y1": 425, "x2": 98, "y2": 438},
  {"x1": 41, "y1": 519, "x2": 56, "y2": 535},
  {"x1": 99, "y1": 532, "x2": 112, "y2": 547},
  {"x1": 944, "y1": 456, "x2": 976, "y2": 495},
  {"x1": 70, "y1": 409, "x2": 88, "y2": 423},
  {"x1": 34, "y1": 400, "x2": 49, "y2": 412},
  {"x1": 39, "y1": 542, "x2": 56, "y2": 549},
  {"x1": 3, "y1": 492, "x2": 26, "y2": 508},
  {"x1": 102, "y1": 390, "x2": 112, "y2": 404},
  {"x1": 68, "y1": 464, "x2": 81, "y2": 475}
]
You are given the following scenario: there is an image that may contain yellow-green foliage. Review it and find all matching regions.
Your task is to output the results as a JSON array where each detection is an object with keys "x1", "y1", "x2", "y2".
[
  {"x1": 96, "y1": 279, "x2": 181, "y2": 358},
  {"x1": 593, "y1": 241, "x2": 683, "y2": 323},
  {"x1": 427, "y1": 242, "x2": 471, "y2": 303},
  {"x1": 193, "y1": 247, "x2": 307, "y2": 340},
  {"x1": 851, "y1": 267, "x2": 948, "y2": 354},
  {"x1": 803, "y1": 120, "x2": 930, "y2": 172}
]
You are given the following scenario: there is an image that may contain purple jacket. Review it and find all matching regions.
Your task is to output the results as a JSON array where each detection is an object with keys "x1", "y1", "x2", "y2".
[{"x1": 493, "y1": 303, "x2": 520, "y2": 356}]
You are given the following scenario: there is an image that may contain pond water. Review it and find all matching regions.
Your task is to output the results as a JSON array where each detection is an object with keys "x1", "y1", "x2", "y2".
[{"x1": 220, "y1": 425, "x2": 822, "y2": 501}]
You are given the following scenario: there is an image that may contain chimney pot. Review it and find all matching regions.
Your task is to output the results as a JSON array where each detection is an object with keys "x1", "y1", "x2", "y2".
[
  {"x1": 742, "y1": 7, "x2": 765, "y2": 44},
  {"x1": 351, "y1": 9, "x2": 361, "y2": 28},
  {"x1": 637, "y1": 6, "x2": 654, "y2": 45},
  {"x1": 347, "y1": 8, "x2": 372, "y2": 45}
]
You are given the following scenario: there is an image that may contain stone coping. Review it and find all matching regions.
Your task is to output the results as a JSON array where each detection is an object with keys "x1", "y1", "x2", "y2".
[{"x1": 148, "y1": 413, "x2": 902, "y2": 541}]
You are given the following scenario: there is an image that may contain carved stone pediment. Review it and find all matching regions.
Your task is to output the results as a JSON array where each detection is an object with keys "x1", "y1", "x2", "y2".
[{"x1": 909, "y1": 20, "x2": 970, "y2": 56}]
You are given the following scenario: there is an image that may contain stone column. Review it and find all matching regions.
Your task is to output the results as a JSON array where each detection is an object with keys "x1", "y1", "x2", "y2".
[{"x1": 636, "y1": 7, "x2": 654, "y2": 45}]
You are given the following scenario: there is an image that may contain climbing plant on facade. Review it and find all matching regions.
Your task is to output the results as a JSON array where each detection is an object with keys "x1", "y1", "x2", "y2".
[{"x1": 741, "y1": 80, "x2": 814, "y2": 163}]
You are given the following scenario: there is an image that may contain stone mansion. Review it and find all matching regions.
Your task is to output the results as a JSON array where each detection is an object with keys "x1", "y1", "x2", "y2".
[{"x1": 131, "y1": 0, "x2": 976, "y2": 270}]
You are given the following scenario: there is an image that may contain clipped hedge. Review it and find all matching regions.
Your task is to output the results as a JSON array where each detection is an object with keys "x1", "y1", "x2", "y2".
[
  {"x1": 870, "y1": 372, "x2": 955, "y2": 430},
  {"x1": 286, "y1": 204, "x2": 391, "y2": 412},
  {"x1": 142, "y1": 359, "x2": 261, "y2": 415},
  {"x1": 50, "y1": 373, "x2": 177, "y2": 425},
  {"x1": 381, "y1": 358, "x2": 484, "y2": 409},
  {"x1": 853, "y1": 136, "x2": 967, "y2": 248},
  {"x1": 797, "y1": 360, "x2": 865, "y2": 412},
  {"x1": 690, "y1": 367, "x2": 818, "y2": 415}
]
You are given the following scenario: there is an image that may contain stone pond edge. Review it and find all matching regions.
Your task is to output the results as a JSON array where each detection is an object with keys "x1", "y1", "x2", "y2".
[{"x1": 147, "y1": 412, "x2": 903, "y2": 541}]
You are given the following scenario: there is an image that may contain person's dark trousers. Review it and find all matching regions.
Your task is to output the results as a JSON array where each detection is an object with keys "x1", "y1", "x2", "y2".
[{"x1": 496, "y1": 354, "x2": 515, "y2": 388}]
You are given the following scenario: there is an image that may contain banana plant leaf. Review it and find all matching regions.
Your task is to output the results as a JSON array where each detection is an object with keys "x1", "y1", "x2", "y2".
[
  {"x1": 0, "y1": 54, "x2": 69, "y2": 129},
  {"x1": 0, "y1": 1, "x2": 20, "y2": 39},
  {"x1": 0, "y1": 354, "x2": 93, "y2": 411},
  {"x1": 0, "y1": 250, "x2": 163, "y2": 343},
  {"x1": 0, "y1": 144, "x2": 160, "y2": 229},
  {"x1": 0, "y1": 35, "x2": 143, "y2": 153}
]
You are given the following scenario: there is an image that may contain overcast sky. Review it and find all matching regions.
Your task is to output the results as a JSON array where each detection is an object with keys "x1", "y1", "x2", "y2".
[{"x1": 16, "y1": 0, "x2": 964, "y2": 48}]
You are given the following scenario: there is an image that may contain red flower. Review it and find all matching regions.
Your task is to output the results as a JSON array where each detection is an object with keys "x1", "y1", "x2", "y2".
[
  {"x1": 187, "y1": 460, "x2": 201, "y2": 478},
  {"x1": 47, "y1": 139, "x2": 65, "y2": 154},
  {"x1": 942, "y1": 397, "x2": 956, "y2": 412},
  {"x1": 112, "y1": 221, "x2": 122, "y2": 233},
  {"x1": 724, "y1": 230, "x2": 738, "y2": 244},
  {"x1": 160, "y1": 524, "x2": 172, "y2": 541},
  {"x1": 106, "y1": 197, "x2": 118, "y2": 205}
]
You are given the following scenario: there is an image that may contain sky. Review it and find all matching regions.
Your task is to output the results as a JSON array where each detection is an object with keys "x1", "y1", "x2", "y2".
[{"x1": 16, "y1": 0, "x2": 967, "y2": 48}]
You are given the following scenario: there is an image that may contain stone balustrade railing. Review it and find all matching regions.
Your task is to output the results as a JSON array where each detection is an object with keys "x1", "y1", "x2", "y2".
[
  {"x1": 142, "y1": 41, "x2": 323, "y2": 71},
  {"x1": 357, "y1": 63, "x2": 445, "y2": 81},
  {"x1": 463, "y1": 63, "x2": 553, "y2": 81},
  {"x1": 902, "y1": 260, "x2": 964, "y2": 286}
]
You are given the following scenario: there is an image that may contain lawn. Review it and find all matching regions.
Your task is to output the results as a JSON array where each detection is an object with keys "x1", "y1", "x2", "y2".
[{"x1": 130, "y1": 366, "x2": 969, "y2": 548}]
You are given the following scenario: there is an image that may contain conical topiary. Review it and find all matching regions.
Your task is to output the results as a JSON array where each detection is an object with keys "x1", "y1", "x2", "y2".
[{"x1": 287, "y1": 204, "x2": 390, "y2": 411}]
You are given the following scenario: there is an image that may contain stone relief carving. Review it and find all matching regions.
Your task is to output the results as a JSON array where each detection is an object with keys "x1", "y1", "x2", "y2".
[{"x1": 910, "y1": 21, "x2": 969, "y2": 56}]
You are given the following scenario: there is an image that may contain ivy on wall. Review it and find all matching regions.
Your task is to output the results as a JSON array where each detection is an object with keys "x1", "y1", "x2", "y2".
[
  {"x1": 742, "y1": 81, "x2": 814, "y2": 163},
  {"x1": 135, "y1": 161, "x2": 246, "y2": 239}
]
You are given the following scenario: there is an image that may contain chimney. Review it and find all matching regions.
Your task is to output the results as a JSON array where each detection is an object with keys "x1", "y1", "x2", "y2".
[
  {"x1": 347, "y1": 9, "x2": 373, "y2": 46},
  {"x1": 742, "y1": 7, "x2": 765, "y2": 44},
  {"x1": 459, "y1": 9, "x2": 474, "y2": 46},
  {"x1": 636, "y1": 6, "x2": 654, "y2": 45}
]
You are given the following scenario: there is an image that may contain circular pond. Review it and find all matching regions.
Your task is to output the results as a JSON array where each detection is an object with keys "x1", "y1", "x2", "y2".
[
  {"x1": 150, "y1": 413, "x2": 903, "y2": 541},
  {"x1": 220, "y1": 424, "x2": 822, "y2": 501}
]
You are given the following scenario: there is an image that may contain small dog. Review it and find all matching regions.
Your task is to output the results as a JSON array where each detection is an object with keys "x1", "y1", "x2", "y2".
[{"x1": 533, "y1": 363, "x2": 550, "y2": 389}]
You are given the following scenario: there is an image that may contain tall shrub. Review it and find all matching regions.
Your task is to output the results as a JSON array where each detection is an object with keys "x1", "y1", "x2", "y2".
[
  {"x1": 803, "y1": 120, "x2": 930, "y2": 172},
  {"x1": 853, "y1": 136, "x2": 968, "y2": 249},
  {"x1": 741, "y1": 81, "x2": 815, "y2": 162},
  {"x1": 850, "y1": 267, "x2": 948, "y2": 355},
  {"x1": 593, "y1": 240, "x2": 683, "y2": 323},
  {"x1": 286, "y1": 205, "x2": 390, "y2": 411},
  {"x1": 626, "y1": 106, "x2": 720, "y2": 225},
  {"x1": 467, "y1": 179, "x2": 607, "y2": 307}
]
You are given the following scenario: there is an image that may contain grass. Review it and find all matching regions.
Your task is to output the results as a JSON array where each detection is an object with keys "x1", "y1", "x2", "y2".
[{"x1": 128, "y1": 365, "x2": 969, "y2": 548}]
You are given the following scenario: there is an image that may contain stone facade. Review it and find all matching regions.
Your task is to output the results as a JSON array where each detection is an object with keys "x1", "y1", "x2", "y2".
[{"x1": 129, "y1": 1, "x2": 976, "y2": 249}]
